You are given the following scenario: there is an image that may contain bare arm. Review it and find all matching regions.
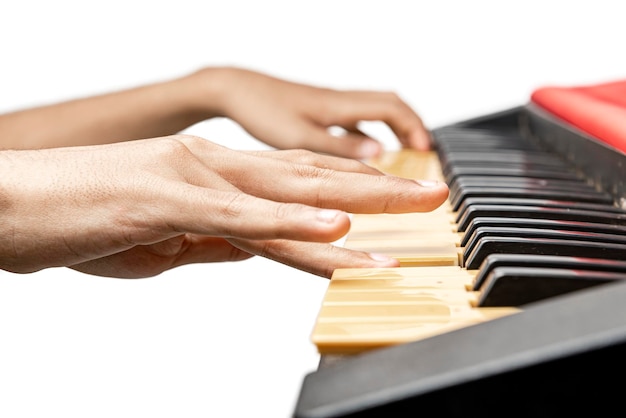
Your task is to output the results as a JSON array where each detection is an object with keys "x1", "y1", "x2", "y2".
[
  {"x1": 0, "y1": 67, "x2": 432, "y2": 155},
  {"x1": 0, "y1": 72, "x2": 223, "y2": 149}
]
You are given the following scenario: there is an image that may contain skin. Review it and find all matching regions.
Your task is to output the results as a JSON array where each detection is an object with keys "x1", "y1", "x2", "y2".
[{"x1": 0, "y1": 67, "x2": 448, "y2": 279}]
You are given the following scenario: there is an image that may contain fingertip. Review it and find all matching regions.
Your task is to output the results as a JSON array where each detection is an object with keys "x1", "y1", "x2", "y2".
[
  {"x1": 315, "y1": 209, "x2": 352, "y2": 240},
  {"x1": 408, "y1": 129, "x2": 434, "y2": 151},
  {"x1": 357, "y1": 139, "x2": 383, "y2": 159},
  {"x1": 368, "y1": 253, "x2": 401, "y2": 267},
  {"x1": 414, "y1": 179, "x2": 450, "y2": 210}
]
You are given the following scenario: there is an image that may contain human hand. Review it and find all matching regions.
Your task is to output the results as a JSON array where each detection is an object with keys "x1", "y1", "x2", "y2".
[
  {"x1": 193, "y1": 67, "x2": 432, "y2": 159},
  {"x1": 0, "y1": 136, "x2": 448, "y2": 279}
]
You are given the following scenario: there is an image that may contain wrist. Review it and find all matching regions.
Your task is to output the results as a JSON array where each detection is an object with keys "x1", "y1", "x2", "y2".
[{"x1": 177, "y1": 66, "x2": 241, "y2": 120}]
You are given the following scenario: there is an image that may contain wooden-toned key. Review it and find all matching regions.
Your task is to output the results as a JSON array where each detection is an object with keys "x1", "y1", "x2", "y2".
[
  {"x1": 311, "y1": 266, "x2": 519, "y2": 355},
  {"x1": 366, "y1": 149, "x2": 444, "y2": 179},
  {"x1": 312, "y1": 150, "x2": 487, "y2": 355},
  {"x1": 344, "y1": 150, "x2": 462, "y2": 266},
  {"x1": 344, "y1": 208, "x2": 461, "y2": 267},
  {"x1": 311, "y1": 257, "x2": 626, "y2": 355}
]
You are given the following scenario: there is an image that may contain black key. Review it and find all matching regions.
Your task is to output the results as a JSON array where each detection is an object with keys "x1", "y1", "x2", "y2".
[
  {"x1": 477, "y1": 266, "x2": 625, "y2": 307},
  {"x1": 457, "y1": 206, "x2": 626, "y2": 233},
  {"x1": 461, "y1": 217, "x2": 626, "y2": 247},
  {"x1": 449, "y1": 184, "x2": 588, "y2": 209},
  {"x1": 440, "y1": 151, "x2": 565, "y2": 169},
  {"x1": 437, "y1": 141, "x2": 534, "y2": 148},
  {"x1": 450, "y1": 177, "x2": 575, "y2": 200},
  {"x1": 450, "y1": 187, "x2": 613, "y2": 211},
  {"x1": 443, "y1": 161, "x2": 571, "y2": 178},
  {"x1": 446, "y1": 167, "x2": 581, "y2": 188},
  {"x1": 447, "y1": 177, "x2": 586, "y2": 197},
  {"x1": 455, "y1": 198, "x2": 624, "y2": 224},
  {"x1": 472, "y1": 254, "x2": 626, "y2": 290},
  {"x1": 435, "y1": 133, "x2": 527, "y2": 144},
  {"x1": 435, "y1": 130, "x2": 524, "y2": 141},
  {"x1": 462, "y1": 227, "x2": 626, "y2": 263},
  {"x1": 464, "y1": 236, "x2": 626, "y2": 269},
  {"x1": 448, "y1": 178, "x2": 597, "y2": 202},
  {"x1": 436, "y1": 136, "x2": 531, "y2": 149}
]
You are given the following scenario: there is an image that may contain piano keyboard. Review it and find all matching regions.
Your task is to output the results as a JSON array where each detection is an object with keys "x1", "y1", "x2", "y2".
[
  {"x1": 295, "y1": 81, "x2": 626, "y2": 418},
  {"x1": 311, "y1": 123, "x2": 626, "y2": 356}
]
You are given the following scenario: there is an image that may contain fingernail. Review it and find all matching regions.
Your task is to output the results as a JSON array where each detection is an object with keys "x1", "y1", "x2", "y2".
[
  {"x1": 415, "y1": 179, "x2": 439, "y2": 187},
  {"x1": 358, "y1": 141, "x2": 381, "y2": 158},
  {"x1": 368, "y1": 252, "x2": 395, "y2": 262},
  {"x1": 317, "y1": 209, "x2": 342, "y2": 223}
]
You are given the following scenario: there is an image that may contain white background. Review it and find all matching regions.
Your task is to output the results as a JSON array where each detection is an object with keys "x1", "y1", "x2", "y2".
[{"x1": 0, "y1": 1, "x2": 624, "y2": 417}]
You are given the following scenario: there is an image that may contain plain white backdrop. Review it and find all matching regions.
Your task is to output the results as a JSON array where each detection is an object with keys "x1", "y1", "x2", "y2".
[{"x1": 0, "y1": 1, "x2": 624, "y2": 417}]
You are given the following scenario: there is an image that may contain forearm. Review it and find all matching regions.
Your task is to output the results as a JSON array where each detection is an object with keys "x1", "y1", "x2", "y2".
[{"x1": 0, "y1": 68, "x2": 228, "y2": 150}]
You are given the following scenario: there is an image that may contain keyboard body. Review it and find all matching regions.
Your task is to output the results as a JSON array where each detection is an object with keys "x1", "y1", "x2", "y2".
[{"x1": 293, "y1": 103, "x2": 626, "y2": 418}]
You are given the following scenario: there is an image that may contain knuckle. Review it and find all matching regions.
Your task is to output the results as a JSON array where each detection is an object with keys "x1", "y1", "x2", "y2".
[
  {"x1": 320, "y1": 246, "x2": 342, "y2": 278},
  {"x1": 288, "y1": 149, "x2": 322, "y2": 165},
  {"x1": 210, "y1": 193, "x2": 249, "y2": 238},
  {"x1": 152, "y1": 135, "x2": 195, "y2": 160},
  {"x1": 299, "y1": 166, "x2": 336, "y2": 207},
  {"x1": 381, "y1": 91, "x2": 404, "y2": 112},
  {"x1": 175, "y1": 134, "x2": 206, "y2": 148},
  {"x1": 256, "y1": 240, "x2": 275, "y2": 259},
  {"x1": 382, "y1": 90, "x2": 402, "y2": 102},
  {"x1": 219, "y1": 192, "x2": 247, "y2": 221},
  {"x1": 271, "y1": 202, "x2": 295, "y2": 227},
  {"x1": 292, "y1": 163, "x2": 334, "y2": 181}
]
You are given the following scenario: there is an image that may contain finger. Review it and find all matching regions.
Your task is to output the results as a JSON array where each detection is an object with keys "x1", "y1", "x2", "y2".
[
  {"x1": 162, "y1": 184, "x2": 352, "y2": 243},
  {"x1": 186, "y1": 163, "x2": 448, "y2": 215},
  {"x1": 70, "y1": 235, "x2": 254, "y2": 278},
  {"x1": 236, "y1": 108, "x2": 385, "y2": 160},
  {"x1": 240, "y1": 149, "x2": 385, "y2": 175},
  {"x1": 305, "y1": 125, "x2": 385, "y2": 160},
  {"x1": 177, "y1": 137, "x2": 448, "y2": 212},
  {"x1": 180, "y1": 135, "x2": 384, "y2": 175},
  {"x1": 228, "y1": 238, "x2": 400, "y2": 279},
  {"x1": 315, "y1": 90, "x2": 432, "y2": 151},
  {"x1": 341, "y1": 124, "x2": 372, "y2": 140},
  {"x1": 169, "y1": 235, "x2": 254, "y2": 266}
]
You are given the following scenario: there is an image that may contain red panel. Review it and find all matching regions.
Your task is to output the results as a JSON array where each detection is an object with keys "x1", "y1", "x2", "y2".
[{"x1": 531, "y1": 79, "x2": 626, "y2": 153}]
